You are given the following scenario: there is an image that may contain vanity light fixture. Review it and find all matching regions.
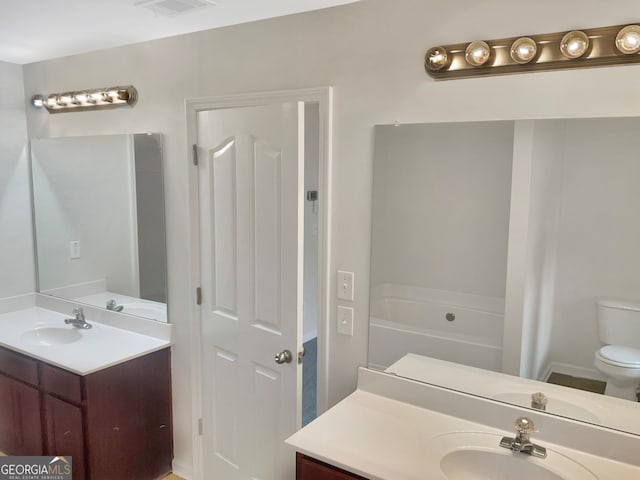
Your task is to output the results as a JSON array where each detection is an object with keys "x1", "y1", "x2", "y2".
[
  {"x1": 31, "y1": 85, "x2": 138, "y2": 113},
  {"x1": 424, "y1": 23, "x2": 640, "y2": 80}
]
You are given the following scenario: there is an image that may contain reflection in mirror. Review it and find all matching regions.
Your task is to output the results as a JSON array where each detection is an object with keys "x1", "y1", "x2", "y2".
[
  {"x1": 368, "y1": 118, "x2": 640, "y2": 435},
  {"x1": 31, "y1": 133, "x2": 168, "y2": 322}
]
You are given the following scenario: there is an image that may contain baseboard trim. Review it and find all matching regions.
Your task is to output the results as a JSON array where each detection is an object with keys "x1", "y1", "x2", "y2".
[{"x1": 171, "y1": 459, "x2": 193, "y2": 480}]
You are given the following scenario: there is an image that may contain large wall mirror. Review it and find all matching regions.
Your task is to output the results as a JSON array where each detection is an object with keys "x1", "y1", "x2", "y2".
[
  {"x1": 31, "y1": 133, "x2": 168, "y2": 323},
  {"x1": 369, "y1": 117, "x2": 640, "y2": 435}
]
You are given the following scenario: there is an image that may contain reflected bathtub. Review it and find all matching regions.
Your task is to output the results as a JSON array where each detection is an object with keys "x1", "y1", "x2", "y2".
[{"x1": 368, "y1": 284, "x2": 504, "y2": 371}]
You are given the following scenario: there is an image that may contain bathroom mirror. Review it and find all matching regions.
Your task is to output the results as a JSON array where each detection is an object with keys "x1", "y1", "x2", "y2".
[
  {"x1": 31, "y1": 133, "x2": 168, "y2": 323},
  {"x1": 368, "y1": 117, "x2": 640, "y2": 435}
]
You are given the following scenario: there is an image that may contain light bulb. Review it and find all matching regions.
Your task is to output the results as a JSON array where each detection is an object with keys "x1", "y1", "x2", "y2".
[
  {"x1": 425, "y1": 46, "x2": 449, "y2": 71},
  {"x1": 46, "y1": 94, "x2": 58, "y2": 108},
  {"x1": 72, "y1": 93, "x2": 87, "y2": 105},
  {"x1": 57, "y1": 94, "x2": 72, "y2": 106},
  {"x1": 465, "y1": 41, "x2": 491, "y2": 66},
  {"x1": 31, "y1": 95, "x2": 44, "y2": 108},
  {"x1": 510, "y1": 37, "x2": 537, "y2": 64},
  {"x1": 615, "y1": 25, "x2": 640, "y2": 54},
  {"x1": 560, "y1": 31, "x2": 589, "y2": 59}
]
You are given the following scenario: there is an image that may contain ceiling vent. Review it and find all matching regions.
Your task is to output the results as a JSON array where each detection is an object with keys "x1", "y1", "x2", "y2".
[{"x1": 136, "y1": 0, "x2": 217, "y2": 17}]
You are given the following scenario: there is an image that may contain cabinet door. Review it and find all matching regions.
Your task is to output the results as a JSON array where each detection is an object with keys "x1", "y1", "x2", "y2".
[
  {"x1": 0, "y1": 374, "x2": 42, "y2": 455},
  {"x1": 85, "y1": 348, "x2": 172, "y2": 480},
  {"x1": 296, "y1": 454, "x2": 368, "y2": 480},
  {"x1": 44, "y1": 395, "x2": 86, "y2": 480}
]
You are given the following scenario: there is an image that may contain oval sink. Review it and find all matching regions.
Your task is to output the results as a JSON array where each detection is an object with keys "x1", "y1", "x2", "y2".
[
  {"x1": 21, "y1": 327, "x2": 83, "y2": 346},
  {"x1": 428, "y1": 432, "x2": 598, "y2": 480}
]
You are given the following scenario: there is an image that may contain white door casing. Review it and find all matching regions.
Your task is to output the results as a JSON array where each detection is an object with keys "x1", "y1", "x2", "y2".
[{"x1": 197, "y1": 102, "x2": 304, "y2": 480}]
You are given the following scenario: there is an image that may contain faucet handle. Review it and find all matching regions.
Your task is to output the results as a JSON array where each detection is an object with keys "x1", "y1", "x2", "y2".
[
  {"x1": 73, "y1": 307, "x2": 84, "y2": 319},
  {"x1": 514, "y1": 417, "x2": 534, "y2": 437}
]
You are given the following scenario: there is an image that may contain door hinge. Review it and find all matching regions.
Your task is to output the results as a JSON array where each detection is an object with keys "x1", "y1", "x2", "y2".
[
  {"x1": 298, "y1": 346, "x2": 305, "y2": 365},
  {"x1": 198, "y1": 418, "x2": 203, "y2": 436},
  {"x1": 196, "y1": 287, "x2": 202, "y2": 305},
  {"x1": 192, "y1": 144, "x2": 199, "y2": 166}
]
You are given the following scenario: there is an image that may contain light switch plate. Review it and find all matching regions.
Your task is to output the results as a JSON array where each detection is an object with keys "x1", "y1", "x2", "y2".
[
  {"x1": 337, "y1": 306, "x2": 354, "y2": 336},
  {"x1": 337, "y1": 270, "x2": 354, "y2": 301}
]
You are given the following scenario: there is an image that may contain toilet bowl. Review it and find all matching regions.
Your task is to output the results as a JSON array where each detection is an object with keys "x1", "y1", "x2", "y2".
[
  {"x1": 594, "y1": 345, "x2": 640, "y2": 400},
  {"x1": 594, "y1": 299, "x2": 640, "y2": 401}
]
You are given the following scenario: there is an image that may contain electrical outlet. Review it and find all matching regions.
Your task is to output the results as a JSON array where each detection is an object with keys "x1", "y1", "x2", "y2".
[
  {"x1": 337, "y1": 305, "x2": 354, "y2": 336},
  {"x1": 337, "y1": 270, "x2": 354, "y2": 301},
  {"x1": 69, "y1": 241, "x2": 81, "y2": 259}
]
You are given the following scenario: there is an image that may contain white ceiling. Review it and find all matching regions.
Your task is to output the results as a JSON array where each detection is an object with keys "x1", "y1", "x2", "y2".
[{"x1": 0, "y1": 0, "x2": 360, "y2": 64}]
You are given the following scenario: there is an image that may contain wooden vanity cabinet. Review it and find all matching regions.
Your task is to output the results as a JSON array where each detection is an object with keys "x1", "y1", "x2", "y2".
[
  {"x1": 0, "y1": 373, "x2": 42, "y2": 456},
  {"x1": 0, "y1": 346, "x2": 172, "y2": 480},
  {"x1": 297, "y1": 453, "x2": 369, "y2": 480}
]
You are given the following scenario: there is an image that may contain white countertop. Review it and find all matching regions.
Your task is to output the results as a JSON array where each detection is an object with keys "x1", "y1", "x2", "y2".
[
  {"x1": 286, "y1": 369, "x2": 640, "y2": 480},
  {"x1": 0, "y1": 306, "x2": 170, "y2": 375}
]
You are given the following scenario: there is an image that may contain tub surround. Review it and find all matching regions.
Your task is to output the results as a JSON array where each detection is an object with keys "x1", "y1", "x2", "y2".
[
  {"x1": 368, "y1": 283, "x2": 503, "y2": 371},
  {"x1": 0, "y1": 293, "x2": 172, "y2": 375},
  {"x1": 287, "y1": 368, "x2": 640, "y2": 479}
]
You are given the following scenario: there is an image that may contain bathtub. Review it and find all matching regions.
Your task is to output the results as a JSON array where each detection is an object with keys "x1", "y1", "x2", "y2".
[{"x1": 368, "y1": 284, "x2": 504, "y2": 372}]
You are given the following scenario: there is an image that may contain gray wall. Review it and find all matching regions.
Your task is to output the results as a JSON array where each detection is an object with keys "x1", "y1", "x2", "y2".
[
  {"x1": 371, "y1": 122, "x2": 513, "y2": 298},
  {"x1": 31, "y1": 135, "x2": 138, "y2": 295},
  {"x1": 0, "y1": 61, "x2": 34, "y2": 297}
]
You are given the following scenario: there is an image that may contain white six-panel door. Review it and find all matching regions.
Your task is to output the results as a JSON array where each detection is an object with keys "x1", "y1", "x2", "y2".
[{"x1": 197, "y1": 102, "x2": 304, "y2": 480}]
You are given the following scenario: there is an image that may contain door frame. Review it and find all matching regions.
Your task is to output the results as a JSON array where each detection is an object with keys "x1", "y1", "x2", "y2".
[{"x1": 185, "y1": 87, "x2": 333, "y2": 480}]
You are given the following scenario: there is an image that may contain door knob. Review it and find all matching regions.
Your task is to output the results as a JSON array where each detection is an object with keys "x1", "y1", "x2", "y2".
[{"x1": 274, "y1": 349, "x2": 293, "y2": 364}]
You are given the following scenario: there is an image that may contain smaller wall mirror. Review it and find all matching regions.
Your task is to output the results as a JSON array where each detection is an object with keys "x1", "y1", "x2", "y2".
[{"x1": 31, "y1": 133, "x2": 168, "y2": 322}]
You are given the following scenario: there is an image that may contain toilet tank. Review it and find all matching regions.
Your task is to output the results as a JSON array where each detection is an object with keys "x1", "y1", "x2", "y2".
[{"x1": 597, "y1": 299, "x2": 640, "y2": 347}]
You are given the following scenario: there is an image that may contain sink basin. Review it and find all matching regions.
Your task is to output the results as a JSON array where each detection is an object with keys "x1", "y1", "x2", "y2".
[
  {"x1": 21, "y1": 327, "x2": 83, "y2": 346},
  {"x1": 492, "y1": 392, "x2": 601, "y2": 424},
  {"x1": 428, "y1": 432, "x2": 598, "y2": 480}
]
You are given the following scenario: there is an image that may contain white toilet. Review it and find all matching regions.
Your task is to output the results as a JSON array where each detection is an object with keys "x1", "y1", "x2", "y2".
[{"x1": 594, "y1": 298, "x2": 640, "y2": 401}]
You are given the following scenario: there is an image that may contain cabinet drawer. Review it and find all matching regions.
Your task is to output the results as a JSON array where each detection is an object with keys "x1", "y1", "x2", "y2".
[
  {"x1": 0, "y1": 346, "x2": 38, "y2": 386},
  {"x1": 41, "y1": 363, "x2": 82, "y2": 404}
]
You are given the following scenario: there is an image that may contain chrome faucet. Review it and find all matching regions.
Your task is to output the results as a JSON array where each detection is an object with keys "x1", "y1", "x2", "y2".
[
  {"x1": 106, "y1": 299, "x2": 124, "y2": 312},
  {"x1": 531, "y1": 392, "x2": 548, "y2": 411},
  {"x1": 499, "y1": 417, "x2": 547, "y2": 458},
  {"x1": 64, "y1": 307, "x2": 93, "y2": 329}
]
